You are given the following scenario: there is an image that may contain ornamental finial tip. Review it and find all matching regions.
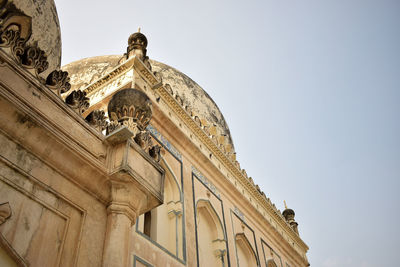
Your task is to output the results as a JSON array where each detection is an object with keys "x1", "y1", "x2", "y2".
[{"x1": 284, "y1": 200, "x2": 287, "y2": 209}]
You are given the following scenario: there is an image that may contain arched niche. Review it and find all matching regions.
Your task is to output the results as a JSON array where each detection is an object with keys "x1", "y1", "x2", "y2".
[
  {"x1": 196, "y1": 199, "x2": 226, "y2": 267},
  {"x1": 235, "y1": 233, "x2": 258, "y2": 267},
  {"x1": 139, "y1": 157, "x2": 184, "y2": 259}
]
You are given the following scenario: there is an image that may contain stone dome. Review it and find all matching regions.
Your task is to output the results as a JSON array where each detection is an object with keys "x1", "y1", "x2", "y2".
[
  {"x1": 4, "y1": 0, "x2": 62, "y2": 78},
  {"x1": 62, "y1": 55, "x2": 234, "y2": 149}
]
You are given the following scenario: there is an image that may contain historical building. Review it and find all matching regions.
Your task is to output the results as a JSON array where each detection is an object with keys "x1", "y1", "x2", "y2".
[{"x1": 0, "y1": 0, "x2": 309, "y2": 266}]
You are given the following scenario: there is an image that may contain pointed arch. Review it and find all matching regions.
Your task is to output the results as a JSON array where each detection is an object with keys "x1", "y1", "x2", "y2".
[
  {"x1": 266, "y1": 259, "x2": 278, "y2": 267},
  {"x1": 160, "y1": 157, "x2": 181, "y2": 203},
  {"x1": 195, "y1": 199, "x2": 227, "y2": 266},
  {"x1": 235, "y1": 233, "x2": 258, "y2": 267},
  {"x1": 138, "y1": 157, "x2": 184, "y2": 260}
]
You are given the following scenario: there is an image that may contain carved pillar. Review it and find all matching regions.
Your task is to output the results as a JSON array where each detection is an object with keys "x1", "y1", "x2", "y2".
[
  {"x1": 102, "y1": 181, "x2": 146, "y2": 267},
  {"x1": 102, "y1": 211, "x2": 132, "y2": 267},
  {"x1": 102, "y1": 88, "x2": 165, "y2": 267}
]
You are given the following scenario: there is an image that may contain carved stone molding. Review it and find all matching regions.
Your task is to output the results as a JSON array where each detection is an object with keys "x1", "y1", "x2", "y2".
[
  {"x1": 46, "y1": 69, "x2": 71, "y2": 95},
  {"x1": 0, "y1": 202, "x2": 11, "y2": 225},
  {"x1": 65, "y1": 90, "x2": 90, "y2": 115}
]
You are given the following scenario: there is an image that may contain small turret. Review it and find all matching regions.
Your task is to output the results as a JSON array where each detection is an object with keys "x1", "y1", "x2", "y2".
[
  {"x1": 127, "y1": 28, "x2": 148, "y2": 59},
  {"x1": 282, "y1": 201, "x2": 299, "y2": 235},
  {"x1": 127, "y1": 28, "x2": 152, "y2": 70}
]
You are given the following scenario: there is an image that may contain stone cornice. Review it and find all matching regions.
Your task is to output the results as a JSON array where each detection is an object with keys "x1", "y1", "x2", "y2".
[{"x1": 83, "y1": 57, "x2": 134, "y2": 97}]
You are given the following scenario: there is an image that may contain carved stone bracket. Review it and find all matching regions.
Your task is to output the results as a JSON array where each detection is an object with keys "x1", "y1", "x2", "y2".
[
  {"x1": 65, "y1": 90, "x2": 89, "y2": 115},
  {"x1": 46, "y1": 69, "x2": 71, "y2": 95},
  {"x1": 0, "y1": 202, "x2": 11, "y2": 225}
]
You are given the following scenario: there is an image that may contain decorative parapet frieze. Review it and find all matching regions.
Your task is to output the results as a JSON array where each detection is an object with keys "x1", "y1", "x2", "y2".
[{"x1": 84, "y1": 62, "x2": 130, "y2": 96}]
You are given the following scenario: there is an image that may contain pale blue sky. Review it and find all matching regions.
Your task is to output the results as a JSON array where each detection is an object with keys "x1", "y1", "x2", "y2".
[{"x1": 55, "y1": 0, "x2": 400, "y2": 266}]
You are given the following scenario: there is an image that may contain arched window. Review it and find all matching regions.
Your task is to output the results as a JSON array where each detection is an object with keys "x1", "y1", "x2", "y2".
[
  {"x1": 196, "y1": 200, "x2": 227, "y2": 267},
  {"x1": 235, "y1": 233, "x2": 258, "y2": 267}
]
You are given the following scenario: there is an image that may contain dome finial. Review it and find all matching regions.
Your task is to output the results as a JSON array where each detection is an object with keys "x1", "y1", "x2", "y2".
[
  {"x1": 138, "y1": 27, "x2": 141, "y2": 33},
  {"x1": 282, "y1": 203, "x2": 299, "y2": 235},
  {"x1": 127, "y1": 30, "x2": 148, "y2": 60}
]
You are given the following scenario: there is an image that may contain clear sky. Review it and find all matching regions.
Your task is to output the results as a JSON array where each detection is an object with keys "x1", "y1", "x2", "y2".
[{"x1": 54, "y1": 0, "x2": 400, "y2": 266}]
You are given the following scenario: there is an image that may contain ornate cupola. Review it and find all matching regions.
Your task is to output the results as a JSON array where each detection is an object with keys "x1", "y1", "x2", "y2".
[
  {"x1": 126, "y1": 28, "x2": 152, "y2": 70},
  {"x1": 127, "y1": 28, "x2": 148, "y2": 60},
  {"x1": 282, "y1": 201, "x2": 299, "y2": 235}
]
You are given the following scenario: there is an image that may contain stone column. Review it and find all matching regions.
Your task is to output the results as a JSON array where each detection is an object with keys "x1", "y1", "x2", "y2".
[
  {"x1": 102, "y1": 209, "x2": 133, "y2": 267},
  {"x1": 101, "y1": 88, "x2": 165, "y2": 267},
  {"x1": 102, "y1": 181, "x2": 146, "y2": 267}
]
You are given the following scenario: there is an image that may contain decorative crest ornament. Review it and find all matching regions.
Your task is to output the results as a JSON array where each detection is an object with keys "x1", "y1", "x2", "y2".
[
  {"x1": 85, "y1": 110, "x2": 108, "y2": 132},
  {"x1": 46, "y1": 69, "x2": 71, "y2": 95},
  {"x1": 20, "y1": 44, "x2": 48, "y2": 74},
  {"x1": 0, "y1": 29, "x2": 25, "y2": 59},
  {"x1": 107, "y1": 88, "x2": 153, "y2": 133},
  {"x1": 65, "y1": 90, "x2": 90, "y2": 115},
  {"x1": 126, "y1": 30, "x2": 152, "y2": 69},
  {"x1": 134, "y1": 130, "x2": 153, "y2": 151},
  {"x1": 282, "y1": 202, "x2": 299, "y2": 235},
  {"x1": 107, "y1": 88, "x2": 161, "y2": 161}
]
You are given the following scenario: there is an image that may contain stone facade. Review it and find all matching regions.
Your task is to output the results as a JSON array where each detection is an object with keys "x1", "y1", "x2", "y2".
[{"x1": 0, "y1": 1, "x2": 309, "y2": 266}]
